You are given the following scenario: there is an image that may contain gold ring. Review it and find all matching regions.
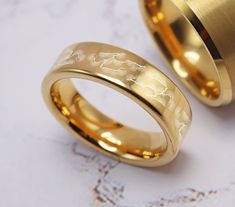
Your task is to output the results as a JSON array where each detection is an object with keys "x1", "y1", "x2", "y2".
[
  {"x1": 140, "y1": 0, "x2": 235, "y2": 106},
  {"x1": 42, "y1": 42, "x2": 192, "y2": 167}
]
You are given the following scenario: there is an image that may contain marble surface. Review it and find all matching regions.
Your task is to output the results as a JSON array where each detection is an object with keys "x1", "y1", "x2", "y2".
[{"x1": 1, "y1": 0, "x2": 235, "y2": 206}]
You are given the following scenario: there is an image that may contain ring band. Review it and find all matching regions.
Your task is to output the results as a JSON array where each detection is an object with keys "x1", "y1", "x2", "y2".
[
  {"x1": 42, "y1": 42, "x2": 192, "y2": 167},
  {"x1": 140, "y1": 0, "x2": 235, "y2": 106}
]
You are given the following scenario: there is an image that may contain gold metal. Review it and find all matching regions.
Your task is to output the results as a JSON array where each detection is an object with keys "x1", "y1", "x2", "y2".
[
  {"x1": 140, "y1": 0, "x2": 235, "y2": 106},
  {"x1": 42, "y1": 42, "x2": 191, "y2": 167}
]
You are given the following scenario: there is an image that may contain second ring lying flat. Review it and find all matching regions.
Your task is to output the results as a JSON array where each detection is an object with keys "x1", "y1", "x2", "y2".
[
  {"x1": 42, "y1": 42, "x2": 192, "y2": 167},
  {"x1": 140, "y1": 0, "x2": 235, "y2": 106}
]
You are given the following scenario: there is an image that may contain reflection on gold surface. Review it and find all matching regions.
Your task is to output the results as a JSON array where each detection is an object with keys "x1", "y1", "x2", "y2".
[
  {"x1": 184, "y1": 51, "x2": 200, "y2": 64},
  {"x1": 172, "y1": 60, "x2": 188, "y2": 78},
  {"x1": 98, "y1": 140, "x2": 118, "y2": 153},
  {"x1": 144, "y1": 0, "x2": 220, "y2": 100},
  {"x1": 101, "y1": 132, "x2": 122, "y2": 146}
]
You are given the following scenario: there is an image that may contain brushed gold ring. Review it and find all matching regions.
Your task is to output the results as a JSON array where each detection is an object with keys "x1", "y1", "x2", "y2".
[
  {"x1": 140, "y1": 0, "x2": 235, "y2": 106},
  {"x1": 42, "y1": 42, "x2": 191, "y2": 167}
]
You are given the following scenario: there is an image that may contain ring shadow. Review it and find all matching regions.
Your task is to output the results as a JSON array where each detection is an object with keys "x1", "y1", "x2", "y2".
[
  {"x1": 147, "y1": 150, "x2": 193, "y2": 176},
  {"x1": 208, "y1": 101, "x2": 235, "y2": 122}
]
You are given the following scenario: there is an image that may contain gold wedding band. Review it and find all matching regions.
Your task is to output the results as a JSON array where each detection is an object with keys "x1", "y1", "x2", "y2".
[
  {"x1": 42, "y1": 42, "x2": 191, "y2": 167},
  {"x1": 140, "y1": 0, "x2": 235, "y2": 106}
]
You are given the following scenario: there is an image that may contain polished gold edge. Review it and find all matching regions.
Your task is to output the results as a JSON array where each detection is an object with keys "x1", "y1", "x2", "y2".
[
  {"x1": 140, "y1": 0, "x2": 234, "y2": 106},
  {"x1": 42, "y1": 42, "x2": 192, "y2": 167}
]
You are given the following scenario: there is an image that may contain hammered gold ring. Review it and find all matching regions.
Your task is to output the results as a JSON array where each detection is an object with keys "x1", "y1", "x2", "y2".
[
  {"x1": 42, "y1": 42, "x2": 191, "y2": 167},
  {"x1": 140, "y1": 0, "x2": 235, "y2": 106}
]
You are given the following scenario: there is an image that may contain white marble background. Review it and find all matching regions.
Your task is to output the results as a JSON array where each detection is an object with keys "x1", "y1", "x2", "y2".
[{"x1": 1, "y1": 0, "x2": 235, "y2": 206}]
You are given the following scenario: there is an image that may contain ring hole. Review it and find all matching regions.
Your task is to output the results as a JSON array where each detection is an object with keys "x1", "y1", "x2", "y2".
[
  {"x1": 72, "y1": 79, "x2": 162, "y2": 132},
  {"x1": 50, "y1": 78, "x2": 167, "y2": 161}
]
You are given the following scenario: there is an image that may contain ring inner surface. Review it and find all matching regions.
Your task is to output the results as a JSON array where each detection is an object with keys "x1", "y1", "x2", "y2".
[
  {"x1": 50, "y1": 79, "x2": 167, "y2": 160},
  {"x1": 144, "y1": 0, "x2": 221, "y2": 101}
]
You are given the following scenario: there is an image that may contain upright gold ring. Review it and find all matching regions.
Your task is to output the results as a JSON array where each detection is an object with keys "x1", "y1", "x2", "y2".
[
  {"x1": 42, "y1": 42, "x2": 191, "y2": 167},
  {"x1": 140, "y1": 0, "x2": 235, "y2": 106}
]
